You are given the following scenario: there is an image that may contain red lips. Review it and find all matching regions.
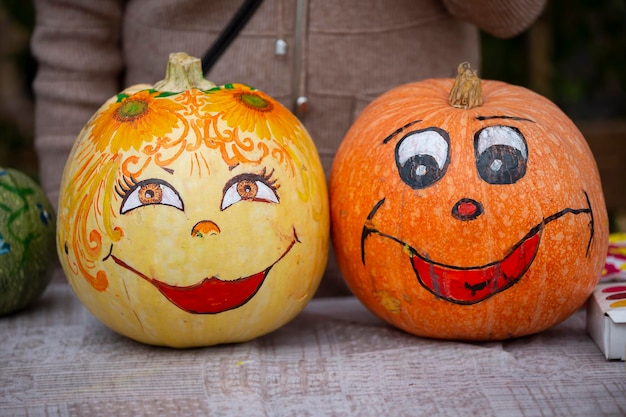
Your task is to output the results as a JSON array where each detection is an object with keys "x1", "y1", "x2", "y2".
[
  {"x1": 410, "y1": 228, "x2": 541, "y2": 304},
  {"x1": 152, "y1": 271, "x2": 267, "y2": 314},
  {"x1": 110, "y1": 255, "x2": 270, "y2": 314},
  {"x1": 108, "y1": 231, "x2": 299, "y2": 314}
]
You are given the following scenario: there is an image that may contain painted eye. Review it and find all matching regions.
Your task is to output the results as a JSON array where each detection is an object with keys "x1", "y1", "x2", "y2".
[
  {"x1": 221, "y1": 173, "x2": 279, "y2": 210},
  {"x1": 120, "y1": 179, "x2": 184, "y2": 214},
  {"x1": 475, "y1": 125, "x2": 527, "y2": 184},
  {"x1": 395, "y1": 127, "x2": 450, "y2": 189}
]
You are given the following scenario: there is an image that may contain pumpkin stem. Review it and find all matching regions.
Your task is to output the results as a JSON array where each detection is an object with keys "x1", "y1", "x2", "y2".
[
  {"x1": 448, "y1": 62, "x2": 483, "y2": 109},
  {"x1": 153, "y1": 52, "x2": 217, "y2": 92}
]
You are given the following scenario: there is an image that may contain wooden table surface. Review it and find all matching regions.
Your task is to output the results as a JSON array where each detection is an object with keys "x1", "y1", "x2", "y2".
[{"x1": 1, "y1": 283, "x2": 625, "y2": 417}]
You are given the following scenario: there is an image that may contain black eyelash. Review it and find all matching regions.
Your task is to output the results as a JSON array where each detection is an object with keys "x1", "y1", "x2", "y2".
[
  {"x1": 259, "y1": 167, "x2": 280, "y2": 190},
  {"x1": 222, "y1": 168, "x2": 281, "y2": 198},
  {"x1": 115, "y1": 175, "x2": 138, "y2": 198}
]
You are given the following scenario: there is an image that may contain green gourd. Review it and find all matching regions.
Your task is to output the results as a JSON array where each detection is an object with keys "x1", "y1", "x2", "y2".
[{"x1": 0, "y1": 167, "x2": 56, "y2": 315}]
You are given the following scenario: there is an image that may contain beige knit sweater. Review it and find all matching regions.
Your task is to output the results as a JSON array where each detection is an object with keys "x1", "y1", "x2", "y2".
[{"x1": 31, "y1": 0, "x2": 545, "y2": 296}]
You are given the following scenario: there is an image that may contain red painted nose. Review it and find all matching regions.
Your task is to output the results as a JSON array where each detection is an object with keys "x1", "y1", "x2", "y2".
[{"x1": 452, "y1": 198, "x2": 484, "y2": 221}]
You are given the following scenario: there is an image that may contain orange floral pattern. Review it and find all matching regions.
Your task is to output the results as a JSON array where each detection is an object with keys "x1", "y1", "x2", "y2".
[
  {"x1": 89, "y1": 90, "x2": 184, "y2": 153},
  {"x1": 202, "y1": 84, "x2": 302, "y2": 143},
  {"x1": 62, "y1": 83, "x2": 321, "y2": 292}
]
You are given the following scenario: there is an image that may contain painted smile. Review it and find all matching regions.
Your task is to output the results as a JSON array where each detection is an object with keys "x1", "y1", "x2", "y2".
[
  {"x1": 362, "y1": 193, "x2": 594, "y2": 304},
  {"x1": 409, "y1": 226, "x2": 541, "y2": 304},
  {"x1": 105, "y1": 230, "x2": 299, "y2": 314}
]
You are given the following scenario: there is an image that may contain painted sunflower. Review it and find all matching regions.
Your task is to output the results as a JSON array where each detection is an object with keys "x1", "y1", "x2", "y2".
[
  {"x1": 202, "y1": 84, "x2": 301, "y2": 143},
  {"x1": 88, "y1": 90, "x2": 184, "y2": 153}
]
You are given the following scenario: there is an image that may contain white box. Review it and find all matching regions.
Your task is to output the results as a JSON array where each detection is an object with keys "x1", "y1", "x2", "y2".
[{"x1": 586, "y1": 282, "x2": 626, "y2": 361}]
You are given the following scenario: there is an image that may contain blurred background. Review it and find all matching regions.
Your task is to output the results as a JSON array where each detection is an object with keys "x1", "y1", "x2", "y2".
[{"x1": 0, "y1": 0, "x2": 625, "y2": 230}]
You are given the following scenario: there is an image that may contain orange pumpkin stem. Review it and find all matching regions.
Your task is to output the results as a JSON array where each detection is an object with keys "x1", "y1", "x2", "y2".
[
  {"x1": 153, "y1": 52, "x2": 217, "y2": 92},
  {"x1": 448, "y1": 62, "x2": 483, "y2": 109}
]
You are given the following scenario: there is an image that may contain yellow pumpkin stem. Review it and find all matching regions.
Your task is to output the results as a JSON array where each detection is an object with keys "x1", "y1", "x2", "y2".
[
  {"x1": 153, "y1": 52, "x2": 217, "y2": 92},
  {"x1": 448, "y1": 62, "x2": 483, "y2": 109}
]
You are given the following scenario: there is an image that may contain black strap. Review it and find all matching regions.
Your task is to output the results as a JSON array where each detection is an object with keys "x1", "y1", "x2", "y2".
[{"x1": 202, "y1": 0, "x2": 265, "y2": 75}]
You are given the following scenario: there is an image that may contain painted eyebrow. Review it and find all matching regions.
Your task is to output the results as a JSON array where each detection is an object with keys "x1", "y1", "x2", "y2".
[
  {"x1": 382, "y1": 119, "x2": 422, "y2": 144},
  {"x1": 381, "y1": 115, "x2": 534, "y2": 145},
  {"x1": 476, "y1": 115, "x2": 535, "y2": 123}
]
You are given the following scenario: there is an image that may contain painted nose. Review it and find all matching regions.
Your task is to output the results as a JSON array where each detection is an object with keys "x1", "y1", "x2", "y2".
[
  {"x1": 191, "y1": 220, "x2": 220, "y2": 237},
  {"x1": 451, "y1": 198, "x2": 484, "y2": 221}
]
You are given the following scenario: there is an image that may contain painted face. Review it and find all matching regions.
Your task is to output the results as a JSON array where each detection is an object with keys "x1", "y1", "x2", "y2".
[
  {"x1": 106, "y1": 159, "x2": 299, "y2": 315},
  {"x1": 363, "y1": 116, "x2": 594, "y2": 305},
  {"x1": 58, "y1": 84, "x2": 329, "y2": 347},
  {"x1": 330, "y1": 78, "x2": 608, "y2": 340}
]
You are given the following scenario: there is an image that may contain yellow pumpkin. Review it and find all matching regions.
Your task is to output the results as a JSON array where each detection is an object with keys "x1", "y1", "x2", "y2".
[
  {"x1": 330, "y1": 63, "x2": 609, "y2": 341},
  {"x1": 57, "y1": 53, "x2": 329, "y2": 347}
]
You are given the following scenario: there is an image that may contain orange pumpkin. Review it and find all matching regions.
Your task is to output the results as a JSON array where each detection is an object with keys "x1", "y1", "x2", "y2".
[{"x1": 330, "y1": 63, "x2": 609, "y2": 341}]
